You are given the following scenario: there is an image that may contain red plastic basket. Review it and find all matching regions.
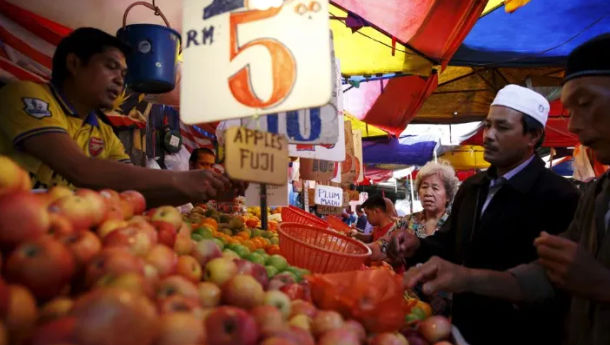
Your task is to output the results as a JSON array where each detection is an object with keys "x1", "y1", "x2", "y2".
[
  {"x1": 325, "y1": 215, "x2": 352, "y2": 234},
  {"x1": 281, "y1": 206, "x2": 328, "y2": 228},
  {"x1": 278, "y1": 222, "x2": 371, "y2": 273}
]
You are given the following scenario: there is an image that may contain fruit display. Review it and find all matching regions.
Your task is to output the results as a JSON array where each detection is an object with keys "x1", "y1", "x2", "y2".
[{"x1": 0, "y1": 156, "x2": 458, "y2": 345}]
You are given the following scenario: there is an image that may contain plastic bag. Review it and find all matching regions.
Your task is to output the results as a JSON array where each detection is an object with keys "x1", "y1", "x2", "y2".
[{"x1": 307, "y1": 269, "x2": 411, "y2": 333}]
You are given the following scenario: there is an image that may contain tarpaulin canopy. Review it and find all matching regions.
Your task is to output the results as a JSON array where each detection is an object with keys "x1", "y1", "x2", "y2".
[
  {"x1": 451, "y1": 0, "x2": 610, "y2": 67},
  {"x1": 440, "y1": 145, "x2": 490, "y2": 170},
  {"x1": 362, "y1": 136, "x2": 437, "y2": 166}
]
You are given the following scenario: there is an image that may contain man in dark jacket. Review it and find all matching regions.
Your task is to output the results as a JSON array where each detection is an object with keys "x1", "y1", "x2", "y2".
[
  {"x1": 388, "y1": 84, "x2": 580, "y2": 345},
  {"x1": 400, "y1": 33, "x2": 610, "y2": 345}
]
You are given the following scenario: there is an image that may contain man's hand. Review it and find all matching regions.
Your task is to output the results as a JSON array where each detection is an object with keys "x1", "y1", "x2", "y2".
[
  {"x1": 403, "y1": 256, "x2": 471, "y2": 295},
  {"x1": 183, "y1": 169, "x2": 232, "y2": 201},
  {"x1": 535, "y1": 231, "x2": 610, "y2": 302},
  {"x1": 388, "y1": 230, "x2": 420, "y2": 261}
]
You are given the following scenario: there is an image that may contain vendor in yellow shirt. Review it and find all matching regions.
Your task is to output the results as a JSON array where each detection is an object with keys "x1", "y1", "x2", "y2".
[{"x1": 0, "y1": 27, "x2": 246, "y2": 206}]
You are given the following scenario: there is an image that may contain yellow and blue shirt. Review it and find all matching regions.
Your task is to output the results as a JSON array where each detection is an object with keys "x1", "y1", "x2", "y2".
[{"x1": 0, "y1": 81, "x2": 130, "y2": 189}]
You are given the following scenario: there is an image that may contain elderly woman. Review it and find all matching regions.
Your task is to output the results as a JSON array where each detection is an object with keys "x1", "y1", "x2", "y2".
[{"x1": 400, "y1": 160, "x2": 459, "y2": 238}]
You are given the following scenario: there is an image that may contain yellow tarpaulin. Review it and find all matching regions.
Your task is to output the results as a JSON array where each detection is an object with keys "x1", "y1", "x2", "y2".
[
  {"x1": 330, "y1": 5, "x2": 434, "y2": 76},
  {"x1": 345, "y1": 113, "x2": 388, "y2": 138},
  {"x1": 440, "y1": 145, "x2": 490, "y2": 170}
]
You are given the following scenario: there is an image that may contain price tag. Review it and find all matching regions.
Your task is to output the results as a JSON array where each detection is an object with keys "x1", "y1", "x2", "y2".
[
  {"x1": 314, "y1": 185, "x2": 343, "y2": 207},
  {"x1": 317, "y1": 205, "x2": 342, "y2": 215},
  {"x1": 181, "y1": 0, "x2": 332, "y2": 123},
  {"x1": 225, "y1": 127, "x2": 288, "y2": 185}
]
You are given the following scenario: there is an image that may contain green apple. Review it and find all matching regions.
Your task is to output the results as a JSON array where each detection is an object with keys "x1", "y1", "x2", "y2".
[
  {"x1": 245, "y1": 252, "x2": 266, "y2": 265},
  {"x1": 222, "y1": 249, "x2": 240, "y2": 260},
  {"x1": 212, "y1": 238, "x2": 225, "y2": 250},
  {"x1": 263, "y1": 290, "x2": 292, "y2": 319},
  {"x1": 279, "y1": 270, "x2": 298, "y2": 283},
  {"x1": 266, "y1": 254, "x2": 288, "y2": 271},
  {"x1": 283, "y1": 266, "x2": 303, "y2": 282},
  {"x1": 261, "y1": 231, "x2": 273, "y2": 239},
  {"x1": 204, "y1": 257, "x2": 237, "y2": 286},
  {"x1": 250, "y1": 229, "x2": 262, "y2": 238},
  {"x1": 230, "y1": 244, "x2": 250, "y2": 258},
  {"x1": 270, "y1": 237, "x2": 279, "y2": 245},
  {"x1": 265, "y1": 265, "x2": 279, "y2": 278},
  {"x1": 254, "y1": 248, "x2": 266, "y2": 255}
]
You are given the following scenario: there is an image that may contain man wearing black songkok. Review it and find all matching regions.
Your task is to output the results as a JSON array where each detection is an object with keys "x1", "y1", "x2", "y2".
[{"x1": 400, "y1": 33, "x2": 610, "y2": 345}]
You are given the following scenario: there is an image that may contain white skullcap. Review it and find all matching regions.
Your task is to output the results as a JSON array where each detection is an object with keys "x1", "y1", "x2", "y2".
[{"x1": 491, "y1": 84, "x2": 550, "y2": 126}]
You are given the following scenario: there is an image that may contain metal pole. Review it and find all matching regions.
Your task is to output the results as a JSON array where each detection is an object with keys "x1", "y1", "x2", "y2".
[{"x1": 260, "y1": 184, "x2": 268, "y2": 230}]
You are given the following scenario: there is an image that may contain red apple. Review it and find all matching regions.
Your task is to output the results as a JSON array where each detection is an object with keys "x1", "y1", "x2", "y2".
[
  {"x1": 418, "y1": 316, "x2": 452, "y2": 343},
  {"x1": 250, "y1": 305, "x2": 285, "y2": 337},
  {"x1": 97, "y1": 218, "x2": 128, "y2": 238},
  {"x1": 312, "y1": 310, "x2": 344, "y2": 337},
  {"x1": 343, "y1": 320, "x2": 366, "y2": 343},
  {"x1": 235, "y1": 259, "x2": 269, "y2": 289},
  {"x1": 205, "y1": 306, "x2": 258, "y2": 345},
  {"x1": 6, "y1": 236, "x2": 75, "y2": 300},
  {"x1": 191, "y1": 239, "x2": 222, "y2": 268},
  {"x1": 58, "y1": 231, "x2": 102, "y2": 269},
  {"x1": 49, "y1": 213, "x2": 75, "y2": 237},
  {"x1": 318, "y1": 328, "x2": 360, "y2": 345},
  {"x1": 173, "y1": 223, "x2": 193, "y2": 255},
  {"x1": 99, "y1": 189, "x2": 120, "y2": 203},
  {"x1": 29, "y1": 316, "x2": 76, "y2": 345},
  {"x1": 156, "y1": 312, "x2": 206, "y2": 345},
  {"x1": 261, "y1": 338, "x2": 298, "y2": 345},
  {"x1": 197, "y1": 282, "x2": 221, "y2": 308},
  {"x1": 268, "y1": 272, "x2": 296, "y2": 291},
  {"x1": 119, "y1": 190, "x2": 146, "y2": 215},
  {"x1": 85, "y1": 248, "x2": 144, "y2": 287},
  {"x1": 272, "y1": 326, "x2": 315, "y2": 345},
  {"x1": 204, "y1": 257, "x2": 237, "y2": 286},
  {"x1": 0, "y1": 192, "x2": 49, "y2": 247},
  {"x1": 288, "y1": 314, "x2": 312, "y2": 332},
  {"x1": 403, "y1": 331, "x2": 430, "y2": 345},
  {"x1": 95, "y1": 272, "x2": 153, "y2": 298},
  {"x1": 154, "y1": 221, "x2": 178, "y2": 248},
  {"x1": 103, "y1": 226, "x2": 154, "y2": 257},
  {"x1": 290, "y1": 300, "x2": 317, "y2": 318},
  {"x1": 44, "y1": 186, "x2": 73, "y2": 206},
  {"x1": 0, "y1": 156, "x2": 31, "y2": 197},
  {"x1": 176, "y1": 255, "x2": 202, "y2": 283},
  {"x1": 157, "y1": 275, "x2": 200, "y2": 301},
  {"x1": 151, "y1": 206, "x2": 182, "y2": 230},
  {"x1": 38, "y1": 297, "x2": 74, "y2": 324},
  {"x1": 104, "y1": 199, "x2": 126, "y2": 221},
  {"x1": 145, "y1": 244, "x2": 177, "y2": 277},
  {"x1": 157, "y1": 295, "x2": 203, "y2": 315},
  {"x1": 5, "y1": 284, "x2": 38, "y2": 344},
  {"x1": 222, "y1": 274, "x2": 265, "y2": 309},
  {"x1": 369, "y1": 332, "x2": 409, "y2": 345},
  {"x1": 74, "y1": 189, "x2": 108, "y2": 227},
  {"x1": 49, "y1": 195, "x2": 95, "y2": 230},
  {"x1": 71, "y1": 288, "x2": 159, "y2": 345},
  {"x1": 433, "y1": 342, "x2": 453, "y2": 345}
]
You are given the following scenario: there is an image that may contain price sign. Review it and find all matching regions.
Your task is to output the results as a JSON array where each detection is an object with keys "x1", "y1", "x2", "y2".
[
  {"x1": 244, "y1": 183, "x2": 288, "y2": 206},
  {"x1": 299, "y1": 158, "x2": 337, "y2": 182},
  {"x1": 225, "y1": 127, "x2": 288, "y2": 185},
  {"x1": 314, "y1": 185, "x2": 343, "y2": 207},
  {"x1": 317, "y1": 205, "x2": 342, "y2": 215},
  {"x1": 181, "y1": 0, "x2": 332, "y2": 123}
]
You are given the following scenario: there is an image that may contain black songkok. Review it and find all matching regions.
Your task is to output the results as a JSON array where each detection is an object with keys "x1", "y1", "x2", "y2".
[{"x1": 564, "y1": 33, "x2": 610, "y2": 83}]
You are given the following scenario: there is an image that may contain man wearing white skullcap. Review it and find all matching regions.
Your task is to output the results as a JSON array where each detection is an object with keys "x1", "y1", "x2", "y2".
[{"x1": 388, "y1": 84, "x2": 580, "y2": 345}]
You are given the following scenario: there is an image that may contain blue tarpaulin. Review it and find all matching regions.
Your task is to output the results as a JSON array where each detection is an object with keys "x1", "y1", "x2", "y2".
[
  {"x1": 363, "y1": 137, "x2": 437, "y2": 165},
  {"x1": 451, "y1": 0, "x2": 610, "y2": 66}
]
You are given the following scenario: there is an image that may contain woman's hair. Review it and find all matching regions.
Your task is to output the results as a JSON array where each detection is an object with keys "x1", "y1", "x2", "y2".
[{"x1": 415, "y1": 160, "x2": 459, "y2": 202}]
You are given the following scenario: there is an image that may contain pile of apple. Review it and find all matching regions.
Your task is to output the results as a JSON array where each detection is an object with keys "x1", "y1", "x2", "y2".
[{"x1": 0, "y1": 156, "x2": 460, "y2": 345}]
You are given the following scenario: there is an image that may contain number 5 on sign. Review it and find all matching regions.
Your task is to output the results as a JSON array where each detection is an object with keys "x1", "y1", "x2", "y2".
[{"x1": 181, "y1": 0, "x2": 332, "y2": 124}]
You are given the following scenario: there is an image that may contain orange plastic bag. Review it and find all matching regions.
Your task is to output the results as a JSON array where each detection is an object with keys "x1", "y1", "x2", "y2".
[{"x1": 307, "y1": 269, "x2": 411, "y2": 333}]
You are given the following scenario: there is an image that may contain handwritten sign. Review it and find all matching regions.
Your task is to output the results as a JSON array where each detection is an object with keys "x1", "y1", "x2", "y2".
[
  {"x1": 317, "y1": 205, "x2": 342, "y2": 215},
  {"x1": 314, "y1": 185, "x2": 343, "y2": 207},
  {"x1": 299, "y1": 158, "x2": 337, "y2": 182},
  {"x1": 181, "y1": 0, "x2": 332, "y2": 123},
  {"x1": 244, "y1": 183, "x2": 288, "y2": 207},
  {"x1": 225, "y1": 127, "x2": 288, "y2": 185}
]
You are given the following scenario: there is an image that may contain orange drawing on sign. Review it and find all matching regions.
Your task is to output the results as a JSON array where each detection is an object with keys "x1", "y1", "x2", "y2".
[{"x1": 228, "y1": 7, "x2": 296, "y2": 108}]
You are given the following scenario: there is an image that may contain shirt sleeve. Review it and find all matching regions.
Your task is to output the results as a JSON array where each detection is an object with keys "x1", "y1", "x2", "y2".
[
  {"x1": 103, "y1": 126, "x2": 131, "y2": 163},
  {"x1": 0, "y1": 81, "x2": 68, "y2": 147},
  {"x1": 508, "y1": 261, "x2": 556, "y2": 303}
]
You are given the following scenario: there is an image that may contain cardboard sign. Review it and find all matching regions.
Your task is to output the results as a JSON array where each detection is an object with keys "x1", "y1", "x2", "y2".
[
  {"x1": 299, "y1": 158, "x2": 337, "y2": 182},
  {"x1": 181, "y1": 0, "x2": 332, "y2": 123},
  {"x1": 244, "y1": 183, "x2": 289, "y2": 207},
  {"x1": 352, "y1": 129, "x2": 364, "y2": 183},
  {"x1": 314, "y1": 185, "x2": 343, "y2": 207},
  {"x1": 317, "y1": 205, "x2": 342, "y2": 215},
  {"x1": 225, "y1": 127, "x2": 288, "y2": 185},
  {"x1": 342, "y1": 190, "x2": 350, "y2": 207},
  {"x1": 341, "y1": 121, "x2": 357, "y2": 185}
]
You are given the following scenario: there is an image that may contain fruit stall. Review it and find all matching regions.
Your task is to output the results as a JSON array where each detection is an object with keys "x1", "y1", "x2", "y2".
[{"x1": 0, "y1": 157, "x2": 458, "y2": 345}]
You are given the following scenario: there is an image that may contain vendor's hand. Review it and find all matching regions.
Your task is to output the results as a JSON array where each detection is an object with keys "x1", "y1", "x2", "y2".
[
  {"x1": 183, "y1": 169, "x2": 231, "y2": 201},
  {"x1": 388, "y1": 230, "x2": 420, "y2": 260},
  {"x1": 403, "y1": 256, "x2": 471, "y2": 295},
  {"x1": 535, "y1": 231, "x2": 610, "y2": 302}
]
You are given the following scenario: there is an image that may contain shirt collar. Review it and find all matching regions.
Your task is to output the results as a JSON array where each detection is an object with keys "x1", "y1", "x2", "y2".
[
  {"x1": 501, "y1": 155, "x2": 535, "y2": 181},
  {"x1": 49, "y1": 83, "x2": 100, "y2": 128}
]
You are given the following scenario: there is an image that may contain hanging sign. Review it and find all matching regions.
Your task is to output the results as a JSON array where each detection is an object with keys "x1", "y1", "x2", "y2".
[
  {"x1": 314, "y1": 185, "x2": 343, "y2": 207},
  {"x1": 181, "y1": 0, "x2": 332, "y2": 123},
  {"x1": 352, "y1": 129, "x2": 364, "y2": 183},
  {"x1": 341, "y1": 121, "x2": 357, "y2": 185},
  {"x1": 244, "y1": 183, "x2": 288, "y2": 207},
  {"x1": 225, "y1": 127, "x2": 288, "y2": 185},
  {"x1": 299, "y1": 158, "x2": 337, "y2": 182}
]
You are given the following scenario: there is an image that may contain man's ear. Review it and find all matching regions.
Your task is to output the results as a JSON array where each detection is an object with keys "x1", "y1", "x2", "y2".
[
  {"x1": 527, "y1": 128, "x2": 544, "y2": 149},
  {"x1": 65, "y1": 53, "x2": 82, "y2": 79}
]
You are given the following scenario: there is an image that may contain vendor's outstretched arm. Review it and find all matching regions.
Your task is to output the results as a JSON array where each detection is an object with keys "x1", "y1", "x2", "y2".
[{"x1": 22, "y1": 133, "x2": 244, "y2": 207}]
